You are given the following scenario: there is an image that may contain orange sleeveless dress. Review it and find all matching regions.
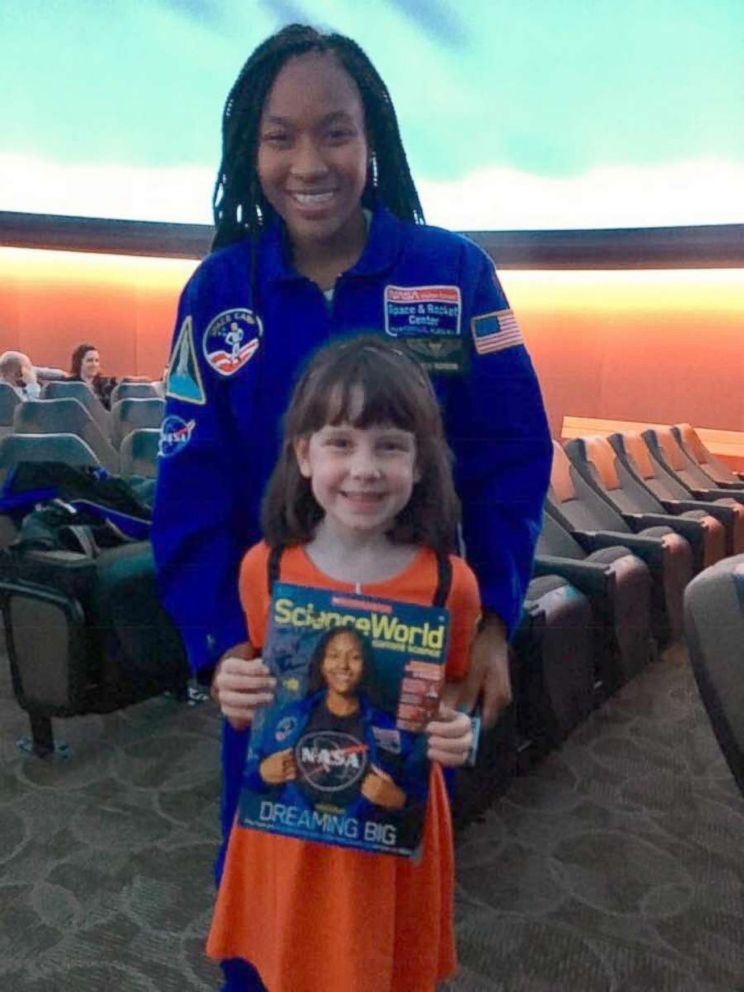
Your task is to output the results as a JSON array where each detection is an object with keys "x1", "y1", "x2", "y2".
[{"x1": 207, "y1": 543, "x2": 480, "y2": 992}]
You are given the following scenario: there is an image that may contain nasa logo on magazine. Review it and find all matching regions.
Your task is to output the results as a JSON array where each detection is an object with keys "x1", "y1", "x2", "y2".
[{"x1": 294, "y1": 731, "x2": 368, "y2": 793}]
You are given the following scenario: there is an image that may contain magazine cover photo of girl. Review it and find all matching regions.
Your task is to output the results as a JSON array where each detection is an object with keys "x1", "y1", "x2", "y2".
[{"x1": 242, "y1": 624, "x2": 429, "y2": 835}]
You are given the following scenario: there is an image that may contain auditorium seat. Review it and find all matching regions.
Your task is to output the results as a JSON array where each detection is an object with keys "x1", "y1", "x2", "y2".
[
  {"x1": 608, "y1": 431, "x2": 739, "y2": 557},
  {"x1": 565, "y1": 434, "x2": 724, "y2": 574},
  {"x1": 0, "y1": 432, "x2": 100, "y2": 472},
  {"x1": 110, "y1": 397, "x2": 164, "y2": 449},
  {"x1": 0, "y1": 542, "x2": 189, "y2": 757},
  {"x1": 13, "y1": 399, "x2": 119, "y2": 475},
  {"x1": 548, "y1": 440, "x2": 692, "y2": 644},
  {"x1": 672, "y1": 423, "x2": 744, "y2": 489},
  {"x1": 684, "y1": 554, "x2": 744, "y2": 796},
  {"x1": 0, "y1": 382, "x2": 21, "y2": 438},
  {"x1": 511, "y1": 572, "x2": 595, "y2": 758},
  {"x1": 641, "y1": 427, "x2": 744, "y2": 555},
  {"x1": 457, "y1": 565, "x2": 600, "y2": 821},
  {"x1": 41, "y1": 380, "x2": 112, "y2": 438},
  {"x1": 119, "y1": 428, "x2": 160, "y2": 478},
  {"x1": 535, "y1": 511, "x2": 653, "y2": 693},
  {"x1": 109, "y1": 381, "x2": 160, "y2": 404},
  {"x1": 0, "y1": 434, "x2": 102, "y2": 549},
  {"x1": 643, "y1": 427, "x2": 744, "y2": 502}
]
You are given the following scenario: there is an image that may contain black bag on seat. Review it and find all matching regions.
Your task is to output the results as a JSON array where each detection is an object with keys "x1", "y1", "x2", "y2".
[{"x1": 0, "y1": 490, "x2": 188, "y2": 756}]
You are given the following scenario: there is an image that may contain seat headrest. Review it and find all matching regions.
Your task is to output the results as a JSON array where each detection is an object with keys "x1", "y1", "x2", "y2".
[
  {"x1": 653, "y1": 427, "x2": 685, "y2": 470},
  {"x1": 550, "y1": 441, "x2": 575, "y2": 503},
  {"x1": 675, "y1": 422, "x2": 707, "y2": 461},
  {"x1": 582, "y1": 435, "x2": 620, "y2": 490},
  {"x1": 621, "y1": 432, "x2": 655, "y2": 479}
]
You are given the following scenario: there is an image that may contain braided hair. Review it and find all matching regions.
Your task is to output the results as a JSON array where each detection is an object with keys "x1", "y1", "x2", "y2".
[{"x1": 212, "y1": 23, "x2": 424, "y2": 251}]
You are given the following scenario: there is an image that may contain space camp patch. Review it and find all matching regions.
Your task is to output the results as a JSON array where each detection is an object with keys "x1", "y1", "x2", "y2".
[
  {"x1": 384, "y1": 285, "x2": 462, "y2": 338},
  {"x1": 202, "y1": 308, "x2": 263, "y2": 377},
  {"x1": 166, "y1": 316, "x2": 206, "y2": 405},
  {"x1": 470, "y1": 308, "x2": 525, "y2": 355}
]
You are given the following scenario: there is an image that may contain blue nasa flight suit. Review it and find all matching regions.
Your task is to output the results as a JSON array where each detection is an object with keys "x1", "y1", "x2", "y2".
[{"x1": 152, "y1": 202, "x2": 552, "y2": 857}]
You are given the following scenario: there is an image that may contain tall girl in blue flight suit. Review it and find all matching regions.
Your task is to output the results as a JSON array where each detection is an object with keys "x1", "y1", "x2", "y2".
[{"x1": 152, "y1": 16, "x2": 552, "y2": 948}]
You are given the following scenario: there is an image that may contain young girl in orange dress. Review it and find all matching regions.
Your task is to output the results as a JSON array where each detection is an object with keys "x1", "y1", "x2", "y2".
[{"x1": 208, "y1": 335, "x2": 481, "y2": 991}]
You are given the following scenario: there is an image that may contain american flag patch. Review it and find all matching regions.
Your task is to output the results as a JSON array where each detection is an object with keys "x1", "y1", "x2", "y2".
[{"x1": 471, "y1": 309, "x2": 524, "y2": 354}]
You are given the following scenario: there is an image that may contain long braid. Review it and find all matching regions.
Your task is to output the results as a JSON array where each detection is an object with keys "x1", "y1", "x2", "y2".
[{"x1": 211, "y1": 24, "x2": 424, "y2": 251}]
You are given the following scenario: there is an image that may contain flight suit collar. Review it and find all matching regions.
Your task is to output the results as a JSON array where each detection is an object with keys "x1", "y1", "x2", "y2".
[{"x1": 262, "y1": 202, "x2": 404, "y2": 285}]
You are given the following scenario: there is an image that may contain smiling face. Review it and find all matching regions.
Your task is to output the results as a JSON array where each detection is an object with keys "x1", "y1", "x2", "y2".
[
  {"x1": 80, "y1": 349, "x2": 100, "y2": 381},
  {"x1": 257, "y1": 50, "x2": 369, "y2": 257},
  {"x1": 320, "y1": 630, "x2": 365, "y2": 697},
  {"x1": 294, "y1": 388, "x2": 419, "y2": 541}
]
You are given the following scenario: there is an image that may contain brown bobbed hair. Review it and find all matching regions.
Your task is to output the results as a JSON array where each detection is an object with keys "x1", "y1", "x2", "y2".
[
  {"x1": 261, "y1": 335, "x2": 460, "y2": 552},
  {"x1": 69, "y1": 343, "x2": 98, "y2": 378}
]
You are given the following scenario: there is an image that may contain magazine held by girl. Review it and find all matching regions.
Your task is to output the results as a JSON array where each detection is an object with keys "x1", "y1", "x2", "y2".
[{"x1": 238, "y1": 582, "x2": 451, "y2": 857}]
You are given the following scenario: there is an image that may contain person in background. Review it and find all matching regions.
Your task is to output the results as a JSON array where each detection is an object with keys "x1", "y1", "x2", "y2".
[
  {"x1": 68, "y1": 343, "x2": 118, "y2": 409},
  {"x1": 0, "y1": 351, "x2": 65, "y2": 401}
]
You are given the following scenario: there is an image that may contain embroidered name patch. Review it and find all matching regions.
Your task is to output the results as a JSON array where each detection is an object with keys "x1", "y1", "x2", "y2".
[
  {"x1": 471, "y1": 308, "x2": 524, "y2": 354},
  {"x1": 384, "y1": 285, "x2": 462, "y2": 338},
  {"x1": 166, "y1": 316, "x2": 206, "y2": 404},
  {"x1": 158, "y1": 415, "x2": 196, "y2": 458},
  {"x1": 203, "y1": 308, "x2": 263, "y2": 376}
]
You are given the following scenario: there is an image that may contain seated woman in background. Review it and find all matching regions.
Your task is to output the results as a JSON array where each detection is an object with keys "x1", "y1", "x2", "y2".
[{"x1": 68, "y1": 343, "x2": 118, "y2": 409}]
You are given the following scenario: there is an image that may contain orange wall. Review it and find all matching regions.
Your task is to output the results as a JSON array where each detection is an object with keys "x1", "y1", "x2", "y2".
[
  {"x1": 0, "y1": 248, "x2": 197, "y2": 379},
  {"x1": 503, "y1": 268, "x2": 744, "y2": 441},
  {"x1": 1, "y1": 249, "x2": 742, "y2": 447}
]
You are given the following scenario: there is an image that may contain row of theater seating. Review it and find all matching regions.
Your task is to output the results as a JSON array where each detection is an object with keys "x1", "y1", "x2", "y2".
[
  {"x1": 480, "y1": 423, "x2": 744, "y2": 806},
  {"x1": 1, "y1": 414, "x2": 741, "y2": 812},
  {"x1": 0, "y1": 379, "x2": 164, "y2": 477}
]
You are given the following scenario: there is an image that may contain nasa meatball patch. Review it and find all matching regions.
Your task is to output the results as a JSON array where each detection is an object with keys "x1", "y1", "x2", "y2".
[
  {"x1": 158, "y1": 415, "x2": 196, "y2": 458},
  {"x1": 203, "y1": 308, "x2": 263, "y2": 376}
]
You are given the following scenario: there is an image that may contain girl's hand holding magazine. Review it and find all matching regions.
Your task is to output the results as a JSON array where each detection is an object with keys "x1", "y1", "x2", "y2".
[
  {"x1": 211, "y1": 648, "x2": 276, "y2": 732},
  {"x1": 215, "y1": 650, "x2": 474, "y2": 769}
]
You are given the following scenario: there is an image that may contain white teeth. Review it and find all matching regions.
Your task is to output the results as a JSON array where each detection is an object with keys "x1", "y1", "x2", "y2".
[{"x1": 292, "y1": 192, "x2": 335, "y2": 206}]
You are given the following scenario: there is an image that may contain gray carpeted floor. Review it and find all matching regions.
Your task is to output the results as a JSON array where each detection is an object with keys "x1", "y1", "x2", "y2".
[{"x1": 1, "y1": 638, "x2": 743, "y2": 992}]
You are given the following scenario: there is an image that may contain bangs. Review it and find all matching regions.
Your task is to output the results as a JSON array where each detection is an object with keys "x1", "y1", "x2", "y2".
[
  {"x1": 263, "y1": 334, "x2": 459, "y2": 551},
  {"x1": 298, "y1": 343, "x2": 433, "y2": 435}
]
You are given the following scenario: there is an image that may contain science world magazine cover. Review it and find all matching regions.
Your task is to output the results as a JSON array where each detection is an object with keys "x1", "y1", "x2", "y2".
[{"x1": 238, "y1": 582, "x2": 450, "y2": 857}]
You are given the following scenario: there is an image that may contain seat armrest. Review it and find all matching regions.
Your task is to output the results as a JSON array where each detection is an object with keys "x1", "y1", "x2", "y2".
[
  {"x1": 0, "y1": 579, "x2": 87, "y2": 714},
  {"x1": 690, "y1": 487, "x2": 744, "y2": 503},
  {"x1": 661, "y1": 498, "x2": 736, "y2": 529},
  {"x1": 622, "y1": 511, "x2": 704, "y2": 569},
  {"x1": 571, "y1": 529, "x2": 664, "y2": 564},
  {"x1": 622, "y1": 511, "x2": 704, "y2": 542},
  {"x1": 713, "y1": 478, "x2": 744, "y2": 489},
  {"x1": 659, "y1": 498, "x2": 716, "y2": 515},
  {"x1": 532, "y1": 554, "x2": 614, "y2": 596}
]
